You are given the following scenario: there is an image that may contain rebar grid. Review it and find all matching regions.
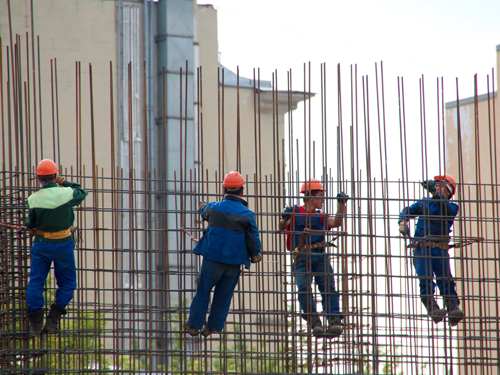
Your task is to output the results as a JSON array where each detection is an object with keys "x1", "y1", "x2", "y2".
[{"x1": 1, "y1": 10, "x2": 500, "y2": 375}]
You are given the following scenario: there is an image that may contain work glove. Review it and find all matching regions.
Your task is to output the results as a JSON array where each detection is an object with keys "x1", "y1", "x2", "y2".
[
  {"x1": 251, "y1": 254, "x2": 262, "y2": 264},
  {"x1": 421, "y1": 180, "x2": 436, "y2": 193},
  {"x1": 198, "y1": 200, "x2": 208, "y2": 210},
  {"x1": 336, "y1": 192, "x2": 349, "y2": 205},
  {"x1": 55, "y1": 176, "x2": 66, "y2": 185},
  {"x1": 399, "y1": 221, "x2": 409, "y2": 235},
  {"x1": 281, "y1": 205, "x2": 293, "y2": 222}
]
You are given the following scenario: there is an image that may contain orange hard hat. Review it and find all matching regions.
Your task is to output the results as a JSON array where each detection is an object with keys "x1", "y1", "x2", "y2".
[
  {"x1": 36, "y1": 159, "x2": 58, "y2": 176},
  {"x1": 300, "y1": 179, "x2": 324, "y2": 194},
  {"x1": 223, "y1": 171, "x2": 245, "y2": 188},
  {"x1": 434, "y1": 174, "x2": 457, "y2": 196}
]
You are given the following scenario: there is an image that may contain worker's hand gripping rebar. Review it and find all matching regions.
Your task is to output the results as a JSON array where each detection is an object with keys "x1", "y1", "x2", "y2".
[
  {"x1": 336, "y1": 192, "x2": 349, "y2": 205},
  {"x1": 420, "y1": 180, "x2": 436, "y2": 193},
  {"x1": 281, "y1": 205, "x2": 293, "y2": 221}
]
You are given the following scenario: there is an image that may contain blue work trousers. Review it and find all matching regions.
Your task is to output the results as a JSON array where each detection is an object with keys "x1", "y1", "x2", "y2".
[
  {"x1": 26, "y1": 239, "x2": 77, "y2": 312},
  {"x1": 293, "y1": 250, "x2": 341, "y2": 320},
  {"x1": 413, "y1": 247, "x2": 458, "y2": 299},
  {"x1": 188, "y1": 258, "x2": 241, "y2": 332}
]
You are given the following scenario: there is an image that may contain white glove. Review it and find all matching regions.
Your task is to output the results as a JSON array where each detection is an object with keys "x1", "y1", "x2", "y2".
[{"x1": 399, "y1": 221, "x2": 408, "y2": 235}]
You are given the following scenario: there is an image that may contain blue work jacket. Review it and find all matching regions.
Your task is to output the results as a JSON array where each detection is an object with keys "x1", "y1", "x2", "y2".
[
  {"x1": 193, "y1": 195, "x2": 262, "y2": 269},
  {"x1": 398, "y1": 193, "x2": 459, "y2": 242}
]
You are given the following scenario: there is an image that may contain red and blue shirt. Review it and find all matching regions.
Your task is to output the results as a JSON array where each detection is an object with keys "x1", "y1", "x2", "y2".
[{"x1": 285, "y1": 205, "x2": 329, "y2": 251}]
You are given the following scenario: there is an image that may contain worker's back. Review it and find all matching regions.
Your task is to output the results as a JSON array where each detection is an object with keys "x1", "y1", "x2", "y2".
[
  {"x1": 193, "y1": 194, "x2": 261, "y2": 269},
  {"x1": 25, "y1": 181, "x2": 88, "y2": 241}
]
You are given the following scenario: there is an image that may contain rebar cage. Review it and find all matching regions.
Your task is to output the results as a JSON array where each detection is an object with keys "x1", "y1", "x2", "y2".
[{"x1": 1, "y1": 11, "x2": 499, "y2": 375}]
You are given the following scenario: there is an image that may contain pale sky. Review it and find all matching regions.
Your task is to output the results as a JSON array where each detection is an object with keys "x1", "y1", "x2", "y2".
[
  {"x1": 204, "y1": 0, "x2": 499, "y2": 103},
  {"x1": 201, "y1": 0, "x2": 499, "y2": 184}
]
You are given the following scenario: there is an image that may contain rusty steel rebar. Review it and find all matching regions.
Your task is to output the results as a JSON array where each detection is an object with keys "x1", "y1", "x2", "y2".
[{"x1": 1, "y1": 8, "x2": 500, "y2": 374}]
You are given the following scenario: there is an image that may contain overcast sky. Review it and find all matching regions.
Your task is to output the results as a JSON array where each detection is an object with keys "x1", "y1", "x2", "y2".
[
  {"x1": 200, "y1": 0, "x2": 499, "y2": 184},
  {"x1": 203, "y1": 0, "x2": 499, "y2": 103}
]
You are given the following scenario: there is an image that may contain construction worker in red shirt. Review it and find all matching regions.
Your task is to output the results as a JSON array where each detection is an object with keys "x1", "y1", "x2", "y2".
[
  {"x1": 279, "y1": 179, "x2": 348, "y2": 338},
  {"x1": 25, "y1": 159, "x2": 88, "y2": 336}
]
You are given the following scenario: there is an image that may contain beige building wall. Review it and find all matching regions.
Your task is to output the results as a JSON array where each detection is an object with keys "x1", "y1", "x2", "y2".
[
  {"x1": 445, "y1": 45, "x2": 500, "y2": 374},
  {"x1": 0, "y1": 0, "x2": 140, "y2": 173},
  {"x1": 0, "y1": 0, "x2": 146, "y2": 352},
  {"x1": 196, "y1": 7, "x2": 285, "y2": 178},
  {"x1": 1, "y1": 0, "x2": 307, "y2": 360}
]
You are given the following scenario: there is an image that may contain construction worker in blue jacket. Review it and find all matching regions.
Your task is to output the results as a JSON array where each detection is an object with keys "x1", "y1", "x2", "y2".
[
  {"x1": 279, "y1": 179, "x2": 348, "y2": 338},
  {"x1": 25, "y1": 159, "x2": 88, "y2": 336},
  {"x1": 185, "y1": 171, "x2": 262, "y2": 337},
  {"x1": 398, "y1": 174, "x2": 464, "y2": 326}
]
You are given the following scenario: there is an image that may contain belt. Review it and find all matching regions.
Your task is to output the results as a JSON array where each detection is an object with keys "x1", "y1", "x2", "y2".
[
  {"x1": 414, "y1": 241, "x2": 449, "y2": 250},
  {"x1": 30, "y1": 228, "x2": 72, "y2": 239},
  {"x1": 292, "y1": 242, "x2": 329, "y2": 260}
]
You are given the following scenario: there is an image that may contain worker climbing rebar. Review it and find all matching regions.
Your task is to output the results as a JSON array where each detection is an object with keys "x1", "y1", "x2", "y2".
[
  {"x1": 185, "y1": 171, "x2": 262, "y2": 338},
  {"x1": 279, "y1": 179, "x2": 348, "y2": 338},
  {"x1": 398, "y1": 174, "x2": 464, "y2": 326},
  {"x1": 25, "y1": 159, "x2": 88, "y2": 337}
]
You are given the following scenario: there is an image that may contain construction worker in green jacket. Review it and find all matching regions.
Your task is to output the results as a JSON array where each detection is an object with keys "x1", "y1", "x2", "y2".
[{"x1": 25, "y1": 159, "x2": 88, "y2": 336}]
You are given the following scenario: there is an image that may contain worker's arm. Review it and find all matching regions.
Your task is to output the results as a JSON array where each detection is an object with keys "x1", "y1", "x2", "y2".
[
  {"x1": 198, "y1": 201, "x2": 209, "y2": 221},
  {"x1": 61, "y1": 180, "x2": 89, "y2": 206},
  {"x1": 279, "y1": 217, "x2": 290, "y2": 231},
  {"x1": 398, "y1": 200, "x2": 425, "y2": 234},
  {"x1": 326, "y1": 202, "x2": 347, "y2": 229},
  {"x1": 279, "y1": 205, "x2": 293, "y2": 231},
  {"x1": 398, "y1": 201, "x2": 423, "y2": 224},
  {"x1": 245, "y1": 212, "x2": 262, "y2": 259},
  {"x1": 326, "y1": 192, "x2": 349, "y2": 229},
  {"x1": 24, "y1": 203, "x2": 36, "y2": 229},
  {"x1": 429, "y1": 192, "x2": 459, "y2": 218}
]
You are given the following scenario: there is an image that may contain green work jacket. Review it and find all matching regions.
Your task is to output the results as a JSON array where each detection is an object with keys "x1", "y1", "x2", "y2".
[{"x1": 25, "y1": 181, "x2": 88, "y2": 243}]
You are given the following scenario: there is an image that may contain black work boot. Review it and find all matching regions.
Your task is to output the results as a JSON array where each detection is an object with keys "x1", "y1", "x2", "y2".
[
  {"x1": 326, "y1": 315, "x2": 343, "y2": 338},
  {"x1": 27, "y1": 309, "x2": 44, "y2": 337},
  {"x1": 445, "y1": 297, "x2": 464, "y2": 327},
  {"x1": 201, "y1": 324, "x2": 215, "y2": 338},
  {"x1": 421, "y1": 297, "x2": 447, "y2": 324},
  {"x1": 42, "y1": 304, "x2": 66, "y2": 334},
  {"x1": 309, "y1": 314, "x2": 324, "y2": 337},
  {"x1": 184, "y1": 320, "x2": 199, "y2": 337}
]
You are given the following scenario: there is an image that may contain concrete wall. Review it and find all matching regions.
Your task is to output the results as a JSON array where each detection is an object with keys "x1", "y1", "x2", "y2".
[
  {"x1": 1, "y1": 0, "x2": 309, "y2": 362},
  {"x1": 0, "y1": 0, "x2": 139, "y2": 173},
  {"x1": 445, "y1": 45, "x2": 500, "y2": 374},
  {"x1": 0, "y1": 0, "x2": 147, "y2": 354}
]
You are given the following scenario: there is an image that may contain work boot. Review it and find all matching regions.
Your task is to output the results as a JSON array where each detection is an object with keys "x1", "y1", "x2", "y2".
[
  {"x1": 326, "y1": 315, "x2": 343, "y2": 338},
  {"x1": 27, "y1": 309, "x2": 44, "y2": 337},
  {"x1": 448, "y1": 308, "x2": 464, "y2": 327},
  {"x1": 201, "y1": 324, "x2": 215, "y2": 338},
  {"x1": 184, "y1": 320, "x2": 199, "y2": 336},
  {"x1": 431, "y1": 309, "x2": 448, "y2": 324},
  {"x1": 309, "y1": 314, "x2": 324, "y2": 337},
  {"x1": 42, "y1": 304, "x2": 66, "y2": 334},
  {"x1": 421, "y1": 297, "x2": 447, "y2": 324},
  {"x1": 444, "y1": 297, "x2": 464, "y2": 327}
]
